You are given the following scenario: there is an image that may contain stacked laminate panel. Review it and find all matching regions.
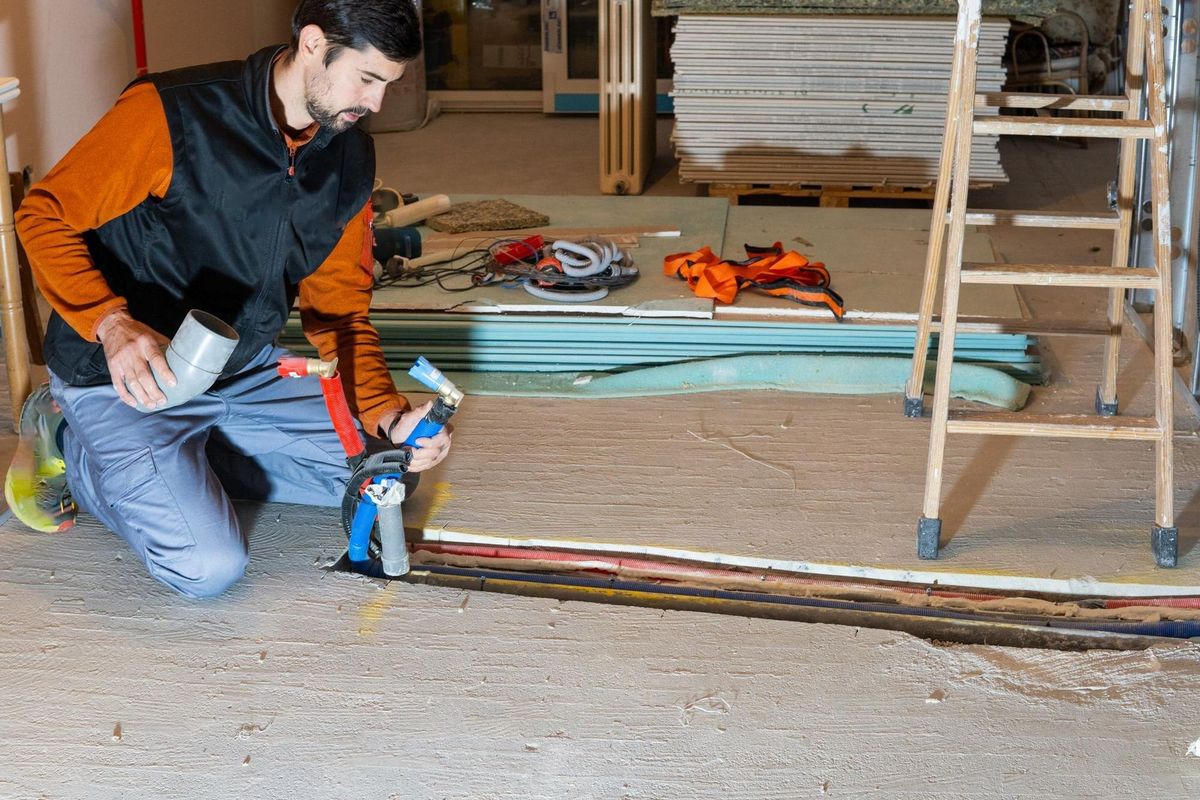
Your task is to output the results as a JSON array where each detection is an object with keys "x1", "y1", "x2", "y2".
[
  {"x1": 651, "y1": 0, "x2": 1057, "y2": 17},
  {"x1": 670, "y1": 15, "x2": 1011, "y2": 186},
  {"x1": 280, "y1": 312, "x2": 1042, "y2": 382}
]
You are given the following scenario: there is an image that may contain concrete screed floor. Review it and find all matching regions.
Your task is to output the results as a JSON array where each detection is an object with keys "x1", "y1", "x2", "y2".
[{"x1": 1, "y1": 116, "x2": 1198, "y2": 799}]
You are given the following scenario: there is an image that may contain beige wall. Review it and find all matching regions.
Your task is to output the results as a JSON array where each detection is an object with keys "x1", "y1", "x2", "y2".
[
  {"x1": 0, "y1": 0, "x2": 136, "y2": 176},
  {"x1": 0, "y1": 0, "x2": 296, "y2": 177},
  {"x1": 144, "y1": 0, "x2": 295, "y2": 72}
]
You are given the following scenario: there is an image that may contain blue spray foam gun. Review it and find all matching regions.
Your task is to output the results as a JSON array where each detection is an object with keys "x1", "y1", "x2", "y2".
[
  {"x1": 342, "y1": 357, "x2": 463, "y2": 575},
  {"x1": 402, "y1": 356, "x2": 463, "y2": 447}
]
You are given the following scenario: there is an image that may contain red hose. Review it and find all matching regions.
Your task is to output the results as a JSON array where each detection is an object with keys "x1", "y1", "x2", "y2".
[
  {"x1": 1104, "y1": 597, "x2": 1200, "y2": 609},
  {"x1": 320, "y1": 374, "x2": 365, "y2": 461},
  {"x1": 131, "y1": 0, "x2": 148, "y2": 76}
]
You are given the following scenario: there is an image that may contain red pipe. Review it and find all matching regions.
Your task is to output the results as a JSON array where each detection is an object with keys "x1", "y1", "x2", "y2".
[{"x1": 131, "y1": 0, "x2": 149, "y2": 76}]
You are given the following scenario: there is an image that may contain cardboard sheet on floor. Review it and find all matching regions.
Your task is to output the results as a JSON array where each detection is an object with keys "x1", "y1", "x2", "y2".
[
  {"x1": 370, "y1": 194, "x2": 728, "y2": 317},
  {"x1": 371, "y1": 197, "x2": 1021, "y2": 322},
  {"x1": 399, "y1": 327, "x2": 1200, "y2": 598},
  {"x1": 720, "y1": 206, "x2": 1020, "y2": 321}
]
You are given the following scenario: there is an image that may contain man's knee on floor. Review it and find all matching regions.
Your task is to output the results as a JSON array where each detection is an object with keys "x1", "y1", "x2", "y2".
[{"x1": 151, "y1": 543, "x2": 249, "y2": 599}]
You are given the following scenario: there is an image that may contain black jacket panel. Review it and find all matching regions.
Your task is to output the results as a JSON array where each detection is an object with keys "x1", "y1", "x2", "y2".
[{"x1": 45, "y1": 46, "x2": 374, "y2": 385}]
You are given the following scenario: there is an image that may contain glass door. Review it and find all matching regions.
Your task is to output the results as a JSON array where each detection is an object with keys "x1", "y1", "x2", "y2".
[
  {"x1": 423, "y1": 0, "x2": 544, "y2": 108},
  {"x1": 540, "y1": 0, "x2": 673, "y2": 113}
]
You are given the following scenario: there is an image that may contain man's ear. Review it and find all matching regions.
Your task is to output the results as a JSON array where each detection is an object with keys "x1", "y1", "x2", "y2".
[{"x1": 296, "y1": 23, "x2": 326, "y2": 64}]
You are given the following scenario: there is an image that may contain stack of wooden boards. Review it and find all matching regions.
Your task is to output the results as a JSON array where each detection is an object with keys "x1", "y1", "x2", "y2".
[{"x1": 669, "y1": 15, "x2": 1011, "y2": 187}]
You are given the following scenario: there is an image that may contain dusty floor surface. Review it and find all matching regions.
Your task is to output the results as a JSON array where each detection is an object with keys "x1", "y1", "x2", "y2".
[
  {"x1": 3, "y1": 517, "x2": 1200, "y2": 798},
  {"x1": 388, "y1": 126, "x2": 1200, "y2": 593},
  {"x1": 2, "y1": 123, "x2": 1199, "y2": 798}
]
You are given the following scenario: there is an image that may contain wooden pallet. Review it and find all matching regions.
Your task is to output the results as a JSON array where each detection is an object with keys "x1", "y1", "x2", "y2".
[
  {"x1": 705, "y1": 181, "x2": 998, "y2": 206},
  {"x1": 706, "y1": 181, "x2": 992, "y2": 208}
]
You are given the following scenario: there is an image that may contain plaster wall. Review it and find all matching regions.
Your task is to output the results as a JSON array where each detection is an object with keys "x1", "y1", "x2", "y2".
[
  {"x1": 0, "y1": 0, "x2": 295, "y2": 176},
  {"x1": 0, "y1": 0, "x2": 135, "y2": 176},
  {"x1": 142, "y1": 0, "x2": 294, "y2": 73}
]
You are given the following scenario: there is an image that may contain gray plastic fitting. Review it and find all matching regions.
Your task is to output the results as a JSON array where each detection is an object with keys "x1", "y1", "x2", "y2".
[
  {"x1": 134, "y1": 310, "x2": 239, "y2": 413},
  {"x1": 376, "y1": 499, "x2": 410, "y2": 577},
  {"x1": 365, "y1": 478, "x2": 409, "y2": 576}
]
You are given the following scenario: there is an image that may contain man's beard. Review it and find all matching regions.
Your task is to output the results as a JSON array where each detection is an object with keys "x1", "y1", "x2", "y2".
[
  {"x1": 305, "y1": 78, "x2": 370, "y2": 132},
  {"x1": 306, "y1": 97, "x2": 370, "y2": 132}
]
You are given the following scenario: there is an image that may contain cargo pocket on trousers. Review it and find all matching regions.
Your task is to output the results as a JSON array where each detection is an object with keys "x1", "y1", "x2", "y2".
[{"x1": 98, "y1": 447, "x2": 197, "y2": 560}]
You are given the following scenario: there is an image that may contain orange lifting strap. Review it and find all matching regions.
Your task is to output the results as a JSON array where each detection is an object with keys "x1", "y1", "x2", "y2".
[{"x1": 663, "y1": 242, "x2": 844, "y2": 320}]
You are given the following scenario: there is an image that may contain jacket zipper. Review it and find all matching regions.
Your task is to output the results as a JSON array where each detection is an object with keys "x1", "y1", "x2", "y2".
[
  {"x1": 240, "y1": 214, "x2": 290, "y2": 354},
  {"x1": 237, "y1": 133, "x2": 296, "y2": 352}
]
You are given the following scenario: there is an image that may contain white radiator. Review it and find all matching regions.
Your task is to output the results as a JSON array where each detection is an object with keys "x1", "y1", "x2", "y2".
[{"x1": 598, "y1": 0, "x2": 656, "y2": 195}]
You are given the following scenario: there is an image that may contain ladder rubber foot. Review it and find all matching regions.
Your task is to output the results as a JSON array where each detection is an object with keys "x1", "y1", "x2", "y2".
[
  {"x1": 1152, "y1": 525, "x2": 1179, "y2": 568},
  {"x1": 917, "y1": 516, "x2": 942, "y2": 559},
  {"x1": 904, "y1": 396, "x2": 924, "y2": 418},
  {"x1": 1094, "y1": 388, "x2": 1119, "y2": 417}
]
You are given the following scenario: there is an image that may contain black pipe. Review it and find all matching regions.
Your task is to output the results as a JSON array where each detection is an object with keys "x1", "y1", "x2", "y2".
[{"x1": 329, "y1": 555, "x2": 1187, "y2": 651}]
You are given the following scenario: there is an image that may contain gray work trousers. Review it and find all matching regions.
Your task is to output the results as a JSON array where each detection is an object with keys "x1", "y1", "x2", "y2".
[{"x1": 50, "y1": 344, "x2": 362, "y2": 598}]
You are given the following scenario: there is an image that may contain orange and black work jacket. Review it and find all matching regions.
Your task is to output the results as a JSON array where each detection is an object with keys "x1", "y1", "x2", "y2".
[{"x1": 17, "y1": 45, "x2": 408, "y2": 435}]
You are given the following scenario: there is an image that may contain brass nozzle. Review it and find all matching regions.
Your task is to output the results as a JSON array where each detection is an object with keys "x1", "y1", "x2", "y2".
[
  {"x1": 309, "y1": 357, "x2": 338, "y2": 378},
  {"x1": 438, "y1": 380, "x2": 464, "y2": 408}
]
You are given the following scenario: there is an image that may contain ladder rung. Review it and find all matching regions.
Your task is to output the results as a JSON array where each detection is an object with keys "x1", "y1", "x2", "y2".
[
  {"x1": 973, "y1": 116, "x2": 1155, "y2": 139},
  {"x1": 938, "y1": 317, "x2": 1115, "y2": 336},
  {"x1": 975, "y1": 92, "x2": 1131, "y2": 112},
  {"x1": 959, "y1": 209, "x2": 1121, "y2": 230},
  {"x1": 946, "y1": 411, "x2": 1163, "y2": 441},
  {"x1": 960, "y1": 263, "x2": 1160, "y2": 288}
]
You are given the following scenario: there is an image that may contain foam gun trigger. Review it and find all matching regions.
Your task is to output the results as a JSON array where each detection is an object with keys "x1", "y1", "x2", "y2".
[{"x1": 402, "y1": 356, "x2": 463, "y2": 448}]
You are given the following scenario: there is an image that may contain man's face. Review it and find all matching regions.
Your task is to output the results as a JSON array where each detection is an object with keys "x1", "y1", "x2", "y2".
[{"x1": 305, "y1": 43, "x2": 406, "y2": 132}]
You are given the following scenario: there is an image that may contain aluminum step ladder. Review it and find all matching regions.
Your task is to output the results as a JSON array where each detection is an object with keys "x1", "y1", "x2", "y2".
[{"x1": 904, "y1": 0, "x2": 1178, "y2": 565}]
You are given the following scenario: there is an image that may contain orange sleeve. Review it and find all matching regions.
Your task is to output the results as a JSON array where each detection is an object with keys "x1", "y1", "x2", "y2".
[
  {"x1": 298, "y1": 203, "x2": 409, "y2": 437},
  {"x1": 15, "y1": 82, "x2": 173, "y2": 342}
]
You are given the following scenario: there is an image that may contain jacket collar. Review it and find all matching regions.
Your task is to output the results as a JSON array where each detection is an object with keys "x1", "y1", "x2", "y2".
[{"x1": 245, "y1": 44, "x2": 337, "y2": 152}]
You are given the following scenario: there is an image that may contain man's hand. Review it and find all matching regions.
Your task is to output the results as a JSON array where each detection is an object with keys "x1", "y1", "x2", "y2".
[
  {"x1": 96, "y1": 309, "x2": 175, "y2": 409},
  {"x1": 382, "y1": 401, "x2": 453, "y2": 472}
]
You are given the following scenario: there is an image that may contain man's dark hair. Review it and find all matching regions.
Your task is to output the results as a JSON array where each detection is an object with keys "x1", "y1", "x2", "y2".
[{"x1": 291, "y1": 0, "x2": 421, "y2": 65}]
